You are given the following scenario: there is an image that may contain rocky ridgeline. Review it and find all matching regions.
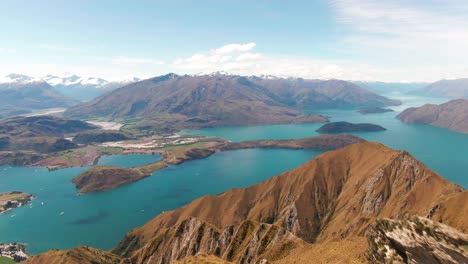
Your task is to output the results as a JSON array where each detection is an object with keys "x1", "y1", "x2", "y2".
[{"x1": 368, "y1": 217, "x2": 468, "y2": 264}]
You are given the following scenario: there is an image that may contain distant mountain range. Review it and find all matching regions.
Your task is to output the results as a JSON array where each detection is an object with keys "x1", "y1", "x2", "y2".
[
  {"x1": 0, "y1": 79, "x2": 76, "y2": 118},
  {"x1": 353, "y1": 81, "x2": 428, "y2": 94},
  {"x1": 410, "y1": 78, "x2": 468, "y2": 99},
  {"x1": 397, "y1": 99, "x2": 468, "y2": 133},
  {"x1": 65, "y1": 73, "x2": 401, "y2": 130},
  {"x1": 2, "y1": 73, "x2": 139, "y2": 101}
]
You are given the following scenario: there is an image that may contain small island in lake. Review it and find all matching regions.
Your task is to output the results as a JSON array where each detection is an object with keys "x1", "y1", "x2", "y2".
[
  {"x1": 316, "y1": 121, "x2": 386, "y2": 133},
  {"x1": 358, "y1": 107, "x2": 394, "y2": 114},
  {"x1": 0, "y1": 191, "x2": 34, "y2": 214}
]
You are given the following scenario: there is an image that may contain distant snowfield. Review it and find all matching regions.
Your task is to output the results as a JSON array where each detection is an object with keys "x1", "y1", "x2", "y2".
[
  {"x1": 86, "y1": 121, "x2": 123, "y2": 130},
  {"x1": 21, "y1": 108, "x2": 66, "y2": 117}
]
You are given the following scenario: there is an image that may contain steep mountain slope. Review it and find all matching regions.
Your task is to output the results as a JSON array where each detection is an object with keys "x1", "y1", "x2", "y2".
[
  {"x1": 397, "y1": 99, "x2": 468, "y2": 133},
  {"x1": 0, "y1": 80, "x2": 76, "y2": 118},
  {"x1": 65, "y1": 74, "x2": 328, "y2": 127},
  {"x1": 113, "y1": 142, "x2": 465, "y2": 263},
  {"x1": 368, "y1": 217, "x2": 468, "y2": 264},
  {"x1": 126, "y1": 218, "x2": 305, "y2": 264},
  {"x1": 251, "y1": 77, "x2": 401, "y2": 109},
  {"x1": 411, "y1": 78, "x2": 468, "y2": 99}
]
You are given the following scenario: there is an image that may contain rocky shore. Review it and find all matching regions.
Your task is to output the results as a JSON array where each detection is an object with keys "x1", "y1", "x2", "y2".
[{"x1": 0, "y1": 243, "x2": 29, "y2": 262}]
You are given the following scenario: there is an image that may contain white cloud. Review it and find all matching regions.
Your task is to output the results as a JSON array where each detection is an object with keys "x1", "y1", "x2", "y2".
[{"x1": 214, "y1": 42, "x2": 256, "y2": 54}]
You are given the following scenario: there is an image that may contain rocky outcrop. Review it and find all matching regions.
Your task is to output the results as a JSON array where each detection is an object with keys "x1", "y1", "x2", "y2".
[
  {"x1": 125, "y1": 218, "x2": 303, "y2": 264},
  {"x1": 316, "y1": 121, "x2": 386, "y2": 133},
  {"x1": 397, "y1": 99, "x2": 468, "y2": 133},
  {"x1": 0, "y1": 243, "x2": 29, "y2": 262},
  {"x1": 368, "y1": 217, "x2": 468, "y2": 264}
]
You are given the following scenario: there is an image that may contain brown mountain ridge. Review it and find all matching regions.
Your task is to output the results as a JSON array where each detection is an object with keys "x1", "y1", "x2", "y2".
[{"x1": 23, "y1": 142, "x2": 467, "y2": 263}]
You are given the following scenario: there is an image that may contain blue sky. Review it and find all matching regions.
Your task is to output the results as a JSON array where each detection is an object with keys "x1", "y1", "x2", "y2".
[{"x1": 1, "y1": 0, "x2": 467, "y2": 81}]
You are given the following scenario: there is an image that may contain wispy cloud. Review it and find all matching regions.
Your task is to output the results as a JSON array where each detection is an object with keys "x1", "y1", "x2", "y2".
[
  {"x1": 330, "y1": 0, "x2": 468, "y2": 79},
  {"x1": 214, "y1": 42, "x2": 256, "y2": 54}
]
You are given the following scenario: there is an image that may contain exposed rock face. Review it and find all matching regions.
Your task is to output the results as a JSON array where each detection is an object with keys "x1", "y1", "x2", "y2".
[
  {"x1": 125, "y1": 218, "x2": 303, "y2": 264},
  {"x1": 316, "y1": 121, "x2": 386, "y2": 133},
  {"x1": 368, "y1": 217, "x2": 468, "y2": 264},
  {"x1": 113, "y1": 142, "x2": 464, "y2": 263},
  {"x1": 21, "y1": 246, "x2": 121, "y2": 264},
  {"x1": 397, "y1": 99, "x2": 468, "y2": 133}
]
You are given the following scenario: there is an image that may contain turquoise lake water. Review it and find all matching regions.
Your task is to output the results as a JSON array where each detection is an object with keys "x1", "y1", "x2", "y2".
[
  {"x1": 0, "y1": 93, "x2": 467, "y2": 254},
  {"x1": 186, "y1": 94, "x2": 468, "y2": 188}
]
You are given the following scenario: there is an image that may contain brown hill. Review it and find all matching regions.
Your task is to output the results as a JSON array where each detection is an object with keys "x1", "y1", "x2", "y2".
[
  {"x1": 113, "y1": 142, "x2": 465, "y2": 263},
  {"x1": 397, "y1": 99, "x2": 468, "y2": 133},
  {"x1": 21, "y1": 246, "x2": 121, "y2": 264}
]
